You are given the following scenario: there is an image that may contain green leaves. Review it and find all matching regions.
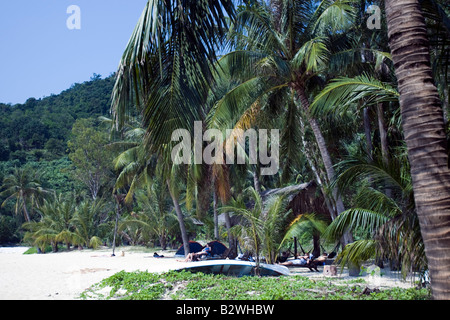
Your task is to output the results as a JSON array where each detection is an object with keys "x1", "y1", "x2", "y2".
[
  {"x1": 311, "y1": 0, "x2": 356, "y2": 34},
  {"x1": 111, "y1": 0, "x2": 236, "y2": 154},
  {"x1": 310, "y1": 74, "x2": 399, "y2": 116},
  {"x1": 22, "y1": 194, "x2": 108, "y2": 251},
  {"x1": 0, "y1": 166, "x2": 50, "y2": 221},
  {"x1": 220, "y1": 187, "x2": 289, "y2": 264},
  {"x1": 83, "y1": 269, "x2": 431, "y2": 300},
  {"x1": 292, "y1": 36, "x2": 330, "y2": 73},
  {"x1": 68, "y1": 118, "x2": 114, "y2": 200}
]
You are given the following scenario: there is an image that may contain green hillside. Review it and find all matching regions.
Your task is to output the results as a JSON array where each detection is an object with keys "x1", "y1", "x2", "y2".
[{"x1": 0, "y1": 74, "x2": 114, "y2": 163}]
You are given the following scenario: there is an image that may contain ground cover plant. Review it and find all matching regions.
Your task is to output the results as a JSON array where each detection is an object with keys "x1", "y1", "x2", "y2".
[{"x1": 81, "y1": 270, "x2": 430, "y2": 300}]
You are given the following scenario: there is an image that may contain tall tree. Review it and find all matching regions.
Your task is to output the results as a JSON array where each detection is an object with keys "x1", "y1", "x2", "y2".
[
  {"x1": 385, "y1": 0, "x2": 450, "y2": 299},
  {"x1": 214, "y1": 0, "x2": 355, "y2": 245},
  {"x1": 111, "y1": 0, "x2": 236, "y2": 256},
  {"x1": 68, "y1": 118, "x2": 114, "y2": 200}
]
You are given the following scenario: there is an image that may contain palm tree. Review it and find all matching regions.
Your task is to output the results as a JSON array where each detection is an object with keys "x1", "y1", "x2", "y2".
[
  {"x1": 119, "y1": 178, "x2": 178, "y2": 249},
  {"x1": 23, "y1": 193, "x2": 78, "y2": 252},
  {"x1": 282, "y1": 213, "x2": 329, "y2": 259},
  {"x1": 111, "y1": 0, "x2": 236, "y2": 257},
  {"x1": 221, "y1": 187, "x2": 290, "y2": 270},
  {"x1": 212, "y1": 0, "x2": 355, "y2": 245},
  {"x1": 323, "y1": 149, "x2": 426, "y2": 278},
  {"x1": 384, "y1": 0, "x2": 450, "y2": 299},
  {"x1": 1, "y1": 167, "x2": 51, "y2": 222},
  {"x1": 71, "y1": 198, "x2": 106, "y2": 249}
]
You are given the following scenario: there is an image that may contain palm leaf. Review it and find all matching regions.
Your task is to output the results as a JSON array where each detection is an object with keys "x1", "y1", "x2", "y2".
[
  {"x1": 336, "y1": 239, "x2": 377, "y2": 266},
  {"x1": 310, "y1": 73, "x2": 399, "y2": 116},
  {"x1": 323, "y1": 208, "x2": 390, "y2": 241},
  {"x1": 311, "y1": 0, "x2": 356, "y2": 35},
  {"x1": 292, "y1": 36, "x2": 330, "y2": 73}
]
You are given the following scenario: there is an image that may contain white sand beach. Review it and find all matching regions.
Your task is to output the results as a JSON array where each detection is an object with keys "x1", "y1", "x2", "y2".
[
  {"x1": 0, "y1": 246, "x2": 417, "y2": 300},
  {"x1": 0, "y1": 246, "x2": 181, "y2": 300}
]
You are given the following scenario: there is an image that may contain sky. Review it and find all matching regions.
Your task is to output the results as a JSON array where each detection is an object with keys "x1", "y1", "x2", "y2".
[{"x1": 0, "y1": 0, "x2": 149, "y2": 104}]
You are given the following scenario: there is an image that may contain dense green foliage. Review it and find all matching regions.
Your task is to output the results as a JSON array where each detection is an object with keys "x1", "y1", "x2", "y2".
[
  {"x1": 0, "y1": 74, "x2": 114, "y2": 162},
  {"x1": 1, "y1": 0, "x2": 449, "y2": 300},
  {"x1": 81, "y1": 270, "x2": 431, "y2": 300},
  {"x1": 0, "y1": 75, "x2": 115, "y2": 244}
]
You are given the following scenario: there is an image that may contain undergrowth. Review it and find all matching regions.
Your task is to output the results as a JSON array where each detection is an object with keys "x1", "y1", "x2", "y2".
[{"x1": 80, "y1": 270, "x2": 431, "y2": 300}]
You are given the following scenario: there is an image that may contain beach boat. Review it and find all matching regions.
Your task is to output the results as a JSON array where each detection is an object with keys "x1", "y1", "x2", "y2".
[{"x1": 176, "y1": 259, "x2": 290, "y2": 277}]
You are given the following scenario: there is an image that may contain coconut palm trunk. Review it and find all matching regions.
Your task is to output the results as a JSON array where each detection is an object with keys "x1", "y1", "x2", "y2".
[
  {"x1": 385, "y1": 0, "x2": 450, "y2": 299},
  {"x1": 296, "y1": 86, "x2": 353, "y2": 246},
  {"x1": 112, "y1": 194, "x2": 121, "y2": 256},
  {"x1": 167, "y1": 180, "x2": 190, "y2": 257},
  {"x1": 213, "y1": 189, "x2": 220, "y2": 240},
  {"x1": 20, "y1": 191, "x2": 31, "y2": 222}
]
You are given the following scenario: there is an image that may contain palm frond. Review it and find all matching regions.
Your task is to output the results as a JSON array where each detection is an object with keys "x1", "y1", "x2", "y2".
[
  {"x1": 323, "y1": 208, "x2": 390, "y2": 241},
  {"x1": 311, "y1": 0, "x2": 356, "y2": 35},
  {"x1": 292, "y1": 36, "x2": 330, "y2": 73},
  {"x1": 310, "y1": 73, "x2": 399, "y2": 116},
  {"x1": 336, "y1": 239, "x2": 377, "y2": 266},
  {"x1": 229, "y1": 2, "x2": 288, "y2": 54},
  {"x1": 333, "y1": 152, "x2": 411, "y2": 197},
  {"x1": 281, "y1": 213, "x2": 329, "y2": 247},
  {"x1": 111, "y1": 0, "x2": 235, "y2": 158}
]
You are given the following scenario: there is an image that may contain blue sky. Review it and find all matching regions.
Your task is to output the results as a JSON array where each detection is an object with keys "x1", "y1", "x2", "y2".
[{"x1": 0, "y1": 0, "x2": 149, "y2": 104}]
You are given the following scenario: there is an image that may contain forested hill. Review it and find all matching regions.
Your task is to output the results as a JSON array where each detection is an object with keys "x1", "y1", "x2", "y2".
[{"x1": 0, "y1": 74, "x2": 115, "y2": 163}]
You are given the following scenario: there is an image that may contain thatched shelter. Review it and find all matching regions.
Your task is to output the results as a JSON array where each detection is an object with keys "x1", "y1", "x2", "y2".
[
  {"x1": 219, "y1": 181, "x2": 332, "y2": 258},
  {"x1": 261, "y1": 181, "x2": 331, "y2": 258},
  {"x1": 261, "y1": 181, "x2": 330, "y2": 220}
]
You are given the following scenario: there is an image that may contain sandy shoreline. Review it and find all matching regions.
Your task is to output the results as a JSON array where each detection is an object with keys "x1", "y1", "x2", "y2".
[{"x1": 0, "y1": 246, "x2": 417, "y2": 300}]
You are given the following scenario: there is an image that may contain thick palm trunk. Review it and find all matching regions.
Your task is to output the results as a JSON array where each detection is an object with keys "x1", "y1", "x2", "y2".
[
  {"x1": 296, "y1": 87, "x2": 353, "y2": 246},
  {"x1": 167, "y1": 179, "x2": 190, "y2": 257},
  {"x1": 385, "y1": 0, "x2": 450, "y2": 300}
]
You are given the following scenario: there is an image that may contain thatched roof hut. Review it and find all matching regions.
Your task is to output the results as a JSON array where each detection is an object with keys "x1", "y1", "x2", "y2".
[
  {"x1": 261, "y1": 181, "x2": 330, "y2": 219},
  {"x1": 218, "y1": 181, "x2": 332, "y2": 258},
  {"x1": 219, "y1": 181, "x2": 331, "y2": 225}
]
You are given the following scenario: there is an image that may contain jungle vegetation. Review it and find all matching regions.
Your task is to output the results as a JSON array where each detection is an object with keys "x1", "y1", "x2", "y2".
[{"x1": 1, "y1": 0, "x2": 449, "y2": 299}]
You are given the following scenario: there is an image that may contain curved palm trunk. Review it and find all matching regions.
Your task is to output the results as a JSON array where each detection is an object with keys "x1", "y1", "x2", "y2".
[
  {"x1": 213, "y1": 189, "x2": 220, "y2": 240},
  {"x1": 296, "y1": 87, "x2": 353, "y2": 246},
  {"x1": 223, "y1": 212, "x2": 237, "y2": 258},
  {"x1": 20, "y1": 191, "x2": 31, "y2": 222},
  {"x1": 363, "y1": 107, "x2": 373, "y2": 157},
  {"x1": 376, "y1": 103, "x2": 389, "y2": 167},
  {"x1": 167, "y1": 179, "x2": 190, "y2": 257},
  {"x1": 385, "y1": 0, "x2": 450, "y2": 300},
  {"x1": 22, "y1": 199, "x2": 31, "y2": 222},
  {"x1": 377, "y1": 102, "x2": 393, "y2": 197},
  {"x1": 112, "y1": 194, "x2": 121, "y2": 256}
]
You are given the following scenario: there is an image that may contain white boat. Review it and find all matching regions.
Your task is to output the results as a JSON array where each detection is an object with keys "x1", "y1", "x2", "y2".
[{"x1": 176, "y1": 259, "x2": 290, "y2": 277}]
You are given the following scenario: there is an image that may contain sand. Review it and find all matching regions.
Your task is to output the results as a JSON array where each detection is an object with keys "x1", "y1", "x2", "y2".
[
  {"x1": 0, "y1": 246, "x2": 181, "y2": 300},
  {"x1": 0, "y1": 246, "x2": 418, "y2": 300}
]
